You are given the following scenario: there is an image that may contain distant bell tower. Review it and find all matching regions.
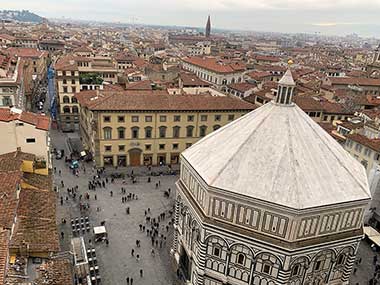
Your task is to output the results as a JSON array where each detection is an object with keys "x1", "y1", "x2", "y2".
[
  {"x1": 205, "y1": 15, "x2": 211, "y2": 38},
  {"x1": 373, "y1": 44, "x2": 380, "y2": 64}
]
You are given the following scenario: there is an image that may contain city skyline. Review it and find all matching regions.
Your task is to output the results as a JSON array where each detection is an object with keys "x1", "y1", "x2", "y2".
[{"x1": 2, "y1": 0, "x2": 380, "y2": 38}]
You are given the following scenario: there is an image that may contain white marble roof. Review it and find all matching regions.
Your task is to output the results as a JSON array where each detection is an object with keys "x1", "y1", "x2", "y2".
[
  {"x1": 182, "y1": 102, "x2": 371, "y2": 209},
  {"x1": 278, "y1": 69, "x2": 295, "y2": 86}
]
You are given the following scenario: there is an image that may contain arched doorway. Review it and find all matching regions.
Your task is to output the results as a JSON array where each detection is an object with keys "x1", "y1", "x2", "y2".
[{"x1": 129, "y1": 148, "x2": 142, "y2": 166}]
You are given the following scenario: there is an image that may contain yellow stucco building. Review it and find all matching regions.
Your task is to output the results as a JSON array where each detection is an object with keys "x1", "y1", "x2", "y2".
[
  {"x1": 55, "y1": 55, "x2": 118, "y2": 131},
  {"x1": 75, "y1": 90, "x2": 255, "y2": 167}
]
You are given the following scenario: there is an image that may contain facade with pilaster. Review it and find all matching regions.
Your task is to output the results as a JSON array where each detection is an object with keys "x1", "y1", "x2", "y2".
[{"x1": 172, "y1": 69, "x2": 371, "y2": 285}]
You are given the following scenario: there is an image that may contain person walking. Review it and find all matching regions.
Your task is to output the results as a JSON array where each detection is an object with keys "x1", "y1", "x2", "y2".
[
  {"x1": 131, "y1": 249, "x2": 134, "y2": 256},
  {"x1": 140, "y1": 269, "x2": 143, "y2": 277},
  {"x1": 130, "y1": 277, "x2": 134, "y2": 285},
  {"x1": 126, "y1": 277, "x2": 129, "y2": 284},
  {"x1": 136, "y1": 254, "x2": 140, "y2": 262}
]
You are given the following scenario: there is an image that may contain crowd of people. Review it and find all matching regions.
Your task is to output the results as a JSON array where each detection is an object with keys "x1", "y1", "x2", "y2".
[{"x1": 55, "y1": 152, "x2": 177, "y2": 284}]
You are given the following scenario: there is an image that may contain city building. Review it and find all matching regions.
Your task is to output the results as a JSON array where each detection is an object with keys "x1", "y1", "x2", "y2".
[
  {"x1": 225, "y1": 82, "x2": 256, "y2": 98},
  {"x1": 182, "y1": 57, "x2": 246, "y2": 89},
  {"x1": 0, "y1": 107, "x2": 50, "y2": 168},
  {"x1": 6, "y1": 47, "x2": 48, "y2": 109},
  {"x1": 75, "y1": 90, "x2": 255, "y2": 167},
  {"x1": 55, "y1": 55, "x2": 118, "y2": 131},
  {"x1": 325, "y1": 77, "x2": 380, "y2": 94},
  {"x1": 172, "y1": 69, "x2": 371, "y2": 285},
  {"x1": 188, "y1": 42, "x2": 211, "y2": 56},
  {"x1": 0, "y1": 51, "x2": 25, "y2": 109},
  {"x1": 39, "y1": 39, "x2": 65, "y2": 52},
  {"x1": 367, "y1": 44, "x2": 380, "y2": 77},
  {"x1": 344, "y1": 133, "x2": 380, "y2": 173}
]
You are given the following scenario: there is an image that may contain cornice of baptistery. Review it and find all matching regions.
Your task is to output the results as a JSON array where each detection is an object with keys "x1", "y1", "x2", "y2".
[
  {"x1": 177, "y1": 178, "x2": 364, "y2": 252},
  {"x1": 178, "y1": 158, "x2": 367, "y2": 248}
]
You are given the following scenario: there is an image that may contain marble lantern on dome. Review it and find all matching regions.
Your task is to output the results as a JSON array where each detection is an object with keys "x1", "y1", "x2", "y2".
[{"x1": 171, "y1": 68, "x2": 371, "y2": 285}]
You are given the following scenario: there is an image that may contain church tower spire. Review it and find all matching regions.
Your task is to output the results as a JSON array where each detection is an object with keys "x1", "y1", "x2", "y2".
[
  {"x1": 205, "y1": 15, "x2": 211, "y2": 38},
  {"x1": 275, "y1": 60, "x2": 296, "y2": 105}
]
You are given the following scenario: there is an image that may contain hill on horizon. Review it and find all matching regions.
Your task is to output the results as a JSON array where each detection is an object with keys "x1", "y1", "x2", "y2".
[{"x1": 0, "y1": 10, "x2": 44, "y2": 23}]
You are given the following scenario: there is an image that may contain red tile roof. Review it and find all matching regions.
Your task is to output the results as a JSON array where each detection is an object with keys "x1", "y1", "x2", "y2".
[
  {"x1": 126, "y1": 80, "x2": 153, "y2": 90},
  {"x1": 0, "y1": 151, "x2": 35, "y2": 172},
  {"x1": 252, "y1": 54, "x2": 280, "y2": 62},
  {"x1": 10, "y1": 187, "x2": 59, "y2": 254},
  {"x1": 329, "y1": 77, "x2": 380, "y2": 87},
  {"x1": 294, "y1": 96, "x2": 323, "y2": 112},
  {"x1": 54, "y1": 55, "x2": 79, "y2": 71},
  {"x1": 0, "y1": 230, "x2": 9, "y2": 285},
  {"x1": 76, "y1": 90, "x2": 255, "y2": 112},
  {"x1": 0, "y1": 108, "x2": 50, "y2": 131},
  {"x1": 6, "y1": 48, "x2": 47, "y2": 58},
  {"x1": 347, "y1": 133, "x2": 380, "y2": 152},
  {"x1": 246, "y1": 71, "x2": 271, "y2": 81},
  {"x1": 227, "y1": 82, "x2": 256, "y2": 92},
  {"x1": 179, "y1": 72, "x2": 210, "y2": 87},
  {"x1": 320, "y1": 100, "x2": 352, "y2": 115},
  {"x1": 0, "y1": 34, "x2": 15, "y2": 41},
  {"x1": 33, "y1": 258, "x2": 74, "y2": 285},
  {"x1": 182, "y1": 56, "x2": 245, "y2": 74},
  {"x1": 0, "y1": 170, "x2": 22, "y2": 230}
]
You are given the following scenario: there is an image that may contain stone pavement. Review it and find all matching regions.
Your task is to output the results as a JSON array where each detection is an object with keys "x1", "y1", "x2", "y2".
[{"x1": 51, "y1": 129, "x2": 180, "y2": 285}]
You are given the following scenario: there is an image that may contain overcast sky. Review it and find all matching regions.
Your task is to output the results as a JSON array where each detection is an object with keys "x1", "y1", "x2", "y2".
[{"x1": 2, "y1": 0, "x2": 380, "y2": 37}]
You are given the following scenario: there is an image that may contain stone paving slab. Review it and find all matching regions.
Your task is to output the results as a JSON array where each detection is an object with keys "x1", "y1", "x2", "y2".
[{"x1": 52, "y1": 130, "x2": 179, "y2": 285}]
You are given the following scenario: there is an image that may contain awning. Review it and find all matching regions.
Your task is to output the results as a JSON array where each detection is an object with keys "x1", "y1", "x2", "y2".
[
  {"x1": 364, "y1": 226, "x2": 380, "y2": 247},
  {"x1": 93, "y1": 226, "x2": 106, "y2": 235}
]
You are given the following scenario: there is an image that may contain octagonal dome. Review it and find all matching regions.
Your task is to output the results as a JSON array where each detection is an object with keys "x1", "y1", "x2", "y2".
[{"x1": 181, "y1": 101, "x2": 371, "y2": 210}]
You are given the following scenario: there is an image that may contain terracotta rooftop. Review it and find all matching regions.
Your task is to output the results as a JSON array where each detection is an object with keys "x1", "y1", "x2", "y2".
[
  {"x1": 6, "y1": 48, "x2": 47, "y2": 58},
  {"x1": 329, "y1": 77, "x2": 380, "y2": 87},
  {"x1": 33, "y1": 258, "x2": 74, "y2": 285},
  {"x1": 0, "y1": 108, "x2": 50, "y2": 131},
  {"x1": 0, "y1": 34, "x2": 15, "y2": 41},
  {"x1": 126, "y1": 80, "x2": 153, "y2": 90},
  {"x1": 115, "y1": 52, "x2": 140, "y2": 62},
  {"x1": 0, "y1": 151, "x2": 35, "y2": 172},
  {"x1": 0, "y1": 230, "x2": 9, "y2": 285},
  {"x1": 256, "y1": 65, "x2": 286, "y2": 72},
  {"x1": 0, "y1": 170, "x2": 22, "y2": 230},
  {"x1": 227, "y1": 82, "x2": 256, "y2": 92},
  {"x1": 361, "y1": 109, "x2": 380, "y2": 120},
  {"x1": 347, "y1": 133, "x2": 380, "y2": 152},
  {"x1": 10, "y1": 187, "x2": 59, "y2": 254},
  {"x1": 246, "y1": 71, "x2": 271, "y2": 81},
  {"x1": 179, "y1": 72, "x2": 210, "y2": 87},
  {"x1": 293, "y1": 96, "x2": 323, "y2": 112},
  {"x1": 54, "y1": 55, "x2": 79, "y2": 71},
  {"x1": 320, "y1": 100, "x2": 352, "y2": 115},
  {"x1": 23, "y1": 173, "x2": 53, "y2": 191},
  {"x1": 182, "y1": 56, "x2": 245, "y2": 74},
  {"x1": 252, "y1": 54, "x2": 280, "y2": 62},
  {"x1": 73, "y1": 45, "x2": 92, "y2": 53},
  {"x1": 76, "y1": 90, "x2": 256, "y2": 112}
]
